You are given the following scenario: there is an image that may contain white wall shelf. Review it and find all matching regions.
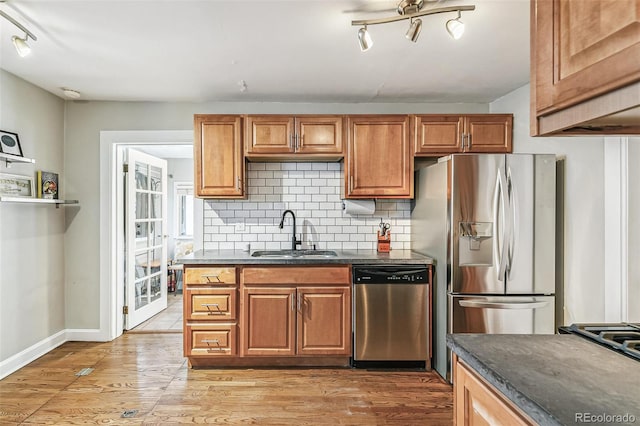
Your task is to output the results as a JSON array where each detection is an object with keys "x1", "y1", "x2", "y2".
[
  {"x1": 0, "y1": 152, "x2": 36, "y2": 167},
  {"x1": 0, "y1": 196, "x2": 79, "y2": 208}
]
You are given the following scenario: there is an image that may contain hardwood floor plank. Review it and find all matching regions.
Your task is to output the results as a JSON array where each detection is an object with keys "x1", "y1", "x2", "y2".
[{"x1": 1, "y1": 333, "x2": 453, "y2": 425}]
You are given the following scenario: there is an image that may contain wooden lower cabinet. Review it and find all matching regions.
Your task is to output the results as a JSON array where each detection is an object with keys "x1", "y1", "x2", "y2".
[
  {"x1": 184, "y1": 323, "x2": 237, "y2": 357},
  {"x1": 297, "y1": 287, "x2": 351, "y2": 355},
  {"x1": 241, "y1": 285, "x2": 351, "y2": 357},
  {"x1": 184, "y1": 265, "x2": 351, "y2": 367},
  {"x1": 454, "y1": 355, "x2": 534, "y2": 426},
  {"x1": 241, "y1": 287, "x2": 296, "y2": 356},
  {"x1": 183, "y1": 265, "x2": 239, "y2": 360}
]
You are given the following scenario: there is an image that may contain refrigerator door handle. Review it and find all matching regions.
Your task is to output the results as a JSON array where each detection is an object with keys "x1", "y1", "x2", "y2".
[
  {"x1": 506, "y1": 169, "x2": 517, "y2": 279},
  {"x1": 494, "y1": 169, "x2": 509, "y2": 281},
  {"x1": 459, "y1": 300, "x2": 550, "y2": 310}
]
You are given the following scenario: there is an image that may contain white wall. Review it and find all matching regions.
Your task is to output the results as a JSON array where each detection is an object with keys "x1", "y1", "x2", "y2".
[
  {"x1": 203, "y1": 162, "x2": 411, "y2": 251},
  {"x1": 64, "y1": 100, "x2": 488, "y2": 330},
  {"x1": 0, "y1": 70, "x2": 67, "y2": 363},
  {"x1": 490, "y1": 84, "x2": 606, "y2": 324}
]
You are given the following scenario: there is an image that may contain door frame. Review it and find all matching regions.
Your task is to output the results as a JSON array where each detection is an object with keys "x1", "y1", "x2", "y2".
[{"x1": 99, "y1": 130, "x2": 196, "y2": 340}]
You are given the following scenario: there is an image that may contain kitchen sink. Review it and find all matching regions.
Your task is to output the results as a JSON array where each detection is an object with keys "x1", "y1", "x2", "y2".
[{"x1": 251, "y1": 249, "x2": 338, "y2": 258}]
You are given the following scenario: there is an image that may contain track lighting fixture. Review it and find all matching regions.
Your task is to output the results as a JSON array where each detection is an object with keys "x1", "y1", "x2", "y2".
[
  {"x1": 352, "y1": 0, "x2": 474, "y2": 51},
  {"x1": 358, "y1": 25, "x2": 373, "y2": 52},
  {"x1": 0, "y1": 9, "x2": 37, "y2": 57},
  {"x1": 446, "y1": 11, "x2": 465, "y2": 40}
]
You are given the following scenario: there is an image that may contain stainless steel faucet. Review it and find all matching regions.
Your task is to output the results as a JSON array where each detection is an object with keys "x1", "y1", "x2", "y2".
[{"x1": 279, "y1": 210, "x2": 300, "y2": 251}]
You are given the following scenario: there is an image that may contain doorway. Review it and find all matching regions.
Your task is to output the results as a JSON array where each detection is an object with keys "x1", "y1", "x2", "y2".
[{"x1": 99, "y1": 130, "x2": 197, "y2": 341}]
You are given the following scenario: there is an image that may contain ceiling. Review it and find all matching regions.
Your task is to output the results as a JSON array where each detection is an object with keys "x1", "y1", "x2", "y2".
[{"x1": 0, "y1": 0, "x2": 530, "y2": 104}]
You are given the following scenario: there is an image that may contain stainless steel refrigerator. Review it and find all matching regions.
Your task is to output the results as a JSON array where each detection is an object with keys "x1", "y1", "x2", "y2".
[{"x1": 411, "y1": 154, "x2": 556, "y2": 381}]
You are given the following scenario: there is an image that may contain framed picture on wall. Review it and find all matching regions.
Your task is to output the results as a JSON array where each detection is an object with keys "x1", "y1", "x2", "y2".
[
  {"x1": 0, "y1": 130, "x2": 24, "y2": 157},
  {"x1": 0, "y1": 173, "x2": 34, "y2": 197},
  {"x1": 36, "y1": 170, "x2": 59, "y2": 199}
]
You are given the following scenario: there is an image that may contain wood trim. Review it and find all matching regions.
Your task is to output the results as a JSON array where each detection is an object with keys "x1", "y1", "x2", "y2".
[
  {"x1": 187, "y1": 356, "x2": 351, "y2": 368},
  {"x1": 242, "y1": 266, "x2": 350, "y2": 285}
]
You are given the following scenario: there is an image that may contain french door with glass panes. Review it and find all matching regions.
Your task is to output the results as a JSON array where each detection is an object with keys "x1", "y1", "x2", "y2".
[{"x1": 125, "y1": 149, "x2": 168, "y2": 329}]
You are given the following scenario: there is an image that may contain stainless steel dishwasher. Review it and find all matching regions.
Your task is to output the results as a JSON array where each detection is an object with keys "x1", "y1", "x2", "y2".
[{"x1": 352, "y1": 264, "x2": 429, "y2": 368}]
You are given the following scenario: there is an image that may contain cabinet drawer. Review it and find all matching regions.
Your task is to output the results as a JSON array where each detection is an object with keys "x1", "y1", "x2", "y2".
[
  {"x1": 185, "y1": 288, "x2": 237, "y2": 321},
  {"x1": 242, "y1": 266, "x2": 350, "y2": 285},
  {"x1": 184, "y1": 267, "x2": 236, "y2": 285},
  {"x1": 184, "y1": 323, "x2": 237, "y2": 357}
]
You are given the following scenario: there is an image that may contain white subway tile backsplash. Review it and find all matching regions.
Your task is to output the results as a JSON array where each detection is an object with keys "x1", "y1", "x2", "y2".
[{"x1": 202, "y1": 162, "x2": 412, "y2": 251}]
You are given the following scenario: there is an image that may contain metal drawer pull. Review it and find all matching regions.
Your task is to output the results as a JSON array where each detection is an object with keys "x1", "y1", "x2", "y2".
[
  {"x1": 297, "y1": 294, "x2": 302, "y2": 312},
  {"x1": 201, "y1": 303, "x2": 222, "y2": 314},
  {"x1": 201, "y1": 339, "x2": 223, "y2": 351},
  {"x1": 202, "y1": 274, "x2": 223, "y2": 283}
]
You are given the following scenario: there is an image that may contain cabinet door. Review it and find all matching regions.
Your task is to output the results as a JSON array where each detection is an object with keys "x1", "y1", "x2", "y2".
[
  {"x1": 194, "y1": 115, "x2": 244, "y2": 198},
  {"x1": 532, "y1": 0, "x2": 640, "y2": 115},
  {"x1": 297, "y1": 287, "x2": 351, "y2": 356},
  {"x1": 246, "y1": 116, "x2": 295, "y2": 154},
  {"x1": 346, "y1": 115, "x2": 413, "y2": 198},
  {"x1": 465, "y1": 115, "x2": 513, "y2": 153},
  {"x1": 454, "y1": 358, "x2": 534, "y2": 425},
  {"x1": 414, "y1": 115, "x2": 463, "y2": 155},
  {"x1": 296, "y1": 116, "x2": 344, "y2": 154},
  {"x1": 241, "y1": 287, "x2": 296, "y2": 356}
]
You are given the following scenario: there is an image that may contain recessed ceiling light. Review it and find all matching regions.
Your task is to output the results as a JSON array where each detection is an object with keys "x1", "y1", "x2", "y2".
[{"x1": 62, "y1": 88, "x2": 81, "y2": 99}]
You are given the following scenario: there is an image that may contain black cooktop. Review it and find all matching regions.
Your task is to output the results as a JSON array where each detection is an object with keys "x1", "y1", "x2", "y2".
[{"x1": 558, "y1": 323, "x2": 640, "y2": 362}]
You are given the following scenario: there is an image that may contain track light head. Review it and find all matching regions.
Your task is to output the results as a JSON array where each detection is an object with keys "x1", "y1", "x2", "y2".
[
  {"x1": 358, "y1": 26, "x2": 373, "y2": 52},
  {"x1": 12, "y1": 34, "x2": 30, "y2": 57},
  {"x1": 405, "y1": 18, "x2": 422, "y2": 43},
  {"x1": 446, "y1": 12, "x2": 465, "y2": 40}
]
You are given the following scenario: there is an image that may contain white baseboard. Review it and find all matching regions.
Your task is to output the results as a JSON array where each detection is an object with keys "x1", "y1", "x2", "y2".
[
  {"x1": 0, "y1": 328, "x2": 112, "y2": 379},
  {"x1": 65, "y1": 328, "x2": 110, "y2": 342},
  {"x1": 0, "y1": 330, "x2": 67, "y2": 379}
]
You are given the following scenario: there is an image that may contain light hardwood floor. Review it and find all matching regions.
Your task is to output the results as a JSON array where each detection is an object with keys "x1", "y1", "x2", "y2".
[{"x1": 0, "y1": 333, "x2": 453, "y2": 425}]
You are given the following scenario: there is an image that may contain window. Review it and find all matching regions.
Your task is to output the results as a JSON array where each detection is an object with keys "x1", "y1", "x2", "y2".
[{"x1": 174, "y1": 182, "x2": 193, "y2": 238}]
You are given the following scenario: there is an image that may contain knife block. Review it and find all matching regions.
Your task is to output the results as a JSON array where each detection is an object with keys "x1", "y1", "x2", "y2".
[{"x1": 377, "y1": 231, "x2": 391, "y2": 252}]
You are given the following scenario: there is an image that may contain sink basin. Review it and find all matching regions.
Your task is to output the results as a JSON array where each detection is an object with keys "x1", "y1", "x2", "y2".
[{"x1": 251, "y1": 249, "x2": 338, "y2": 258}]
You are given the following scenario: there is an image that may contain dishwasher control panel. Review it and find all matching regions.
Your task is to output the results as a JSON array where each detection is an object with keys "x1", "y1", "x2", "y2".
[{"x1": 353, "y1": 265, "x2": 429, "y2": 284}]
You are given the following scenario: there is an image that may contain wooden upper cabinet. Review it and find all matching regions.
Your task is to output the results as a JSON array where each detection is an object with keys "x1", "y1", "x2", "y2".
[
  {"x1": 414, "y1": 114, "x2": 512, "y2": 156},
  {"x1": 465, "y1": 115, "x2": 513, "y2": 153},
  {"x1": 346, "y1": 115, "x2": 413, "y2": 199},
  {"x1": 414, "y1": 115, "x2": 464, "y2": 154},
  {"x1": 245, "y1": 115, "x2": 344, "y2": 158},
  {"x1": 246, "y1": 116, "x2": 295, "y2": 154},
  {"x1": 531, "y1": 0, "x2": 640, "y2": 135},
  {"x1": 194, "y1": 115, "x2": 244, "y2": 198}
]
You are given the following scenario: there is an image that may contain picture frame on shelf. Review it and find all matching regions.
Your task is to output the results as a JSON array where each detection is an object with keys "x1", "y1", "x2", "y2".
[
  {"x1": 0, "y1": 173, "x2": 34, "y2": 197},
  {"x1": 0, "y1": 130, "x2": 24, "y2": 157},
  {"x1": 36, "y1": 170, "x2": 59, "y2": 199}
]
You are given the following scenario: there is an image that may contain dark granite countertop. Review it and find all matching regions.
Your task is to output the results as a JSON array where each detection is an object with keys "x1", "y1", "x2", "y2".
[
  {"x1": 447, "y1": 334, "x2": 640, "y2": 426},
  {"x1": 178, "y1": 249, "x2": 433, "y2": 265}
]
